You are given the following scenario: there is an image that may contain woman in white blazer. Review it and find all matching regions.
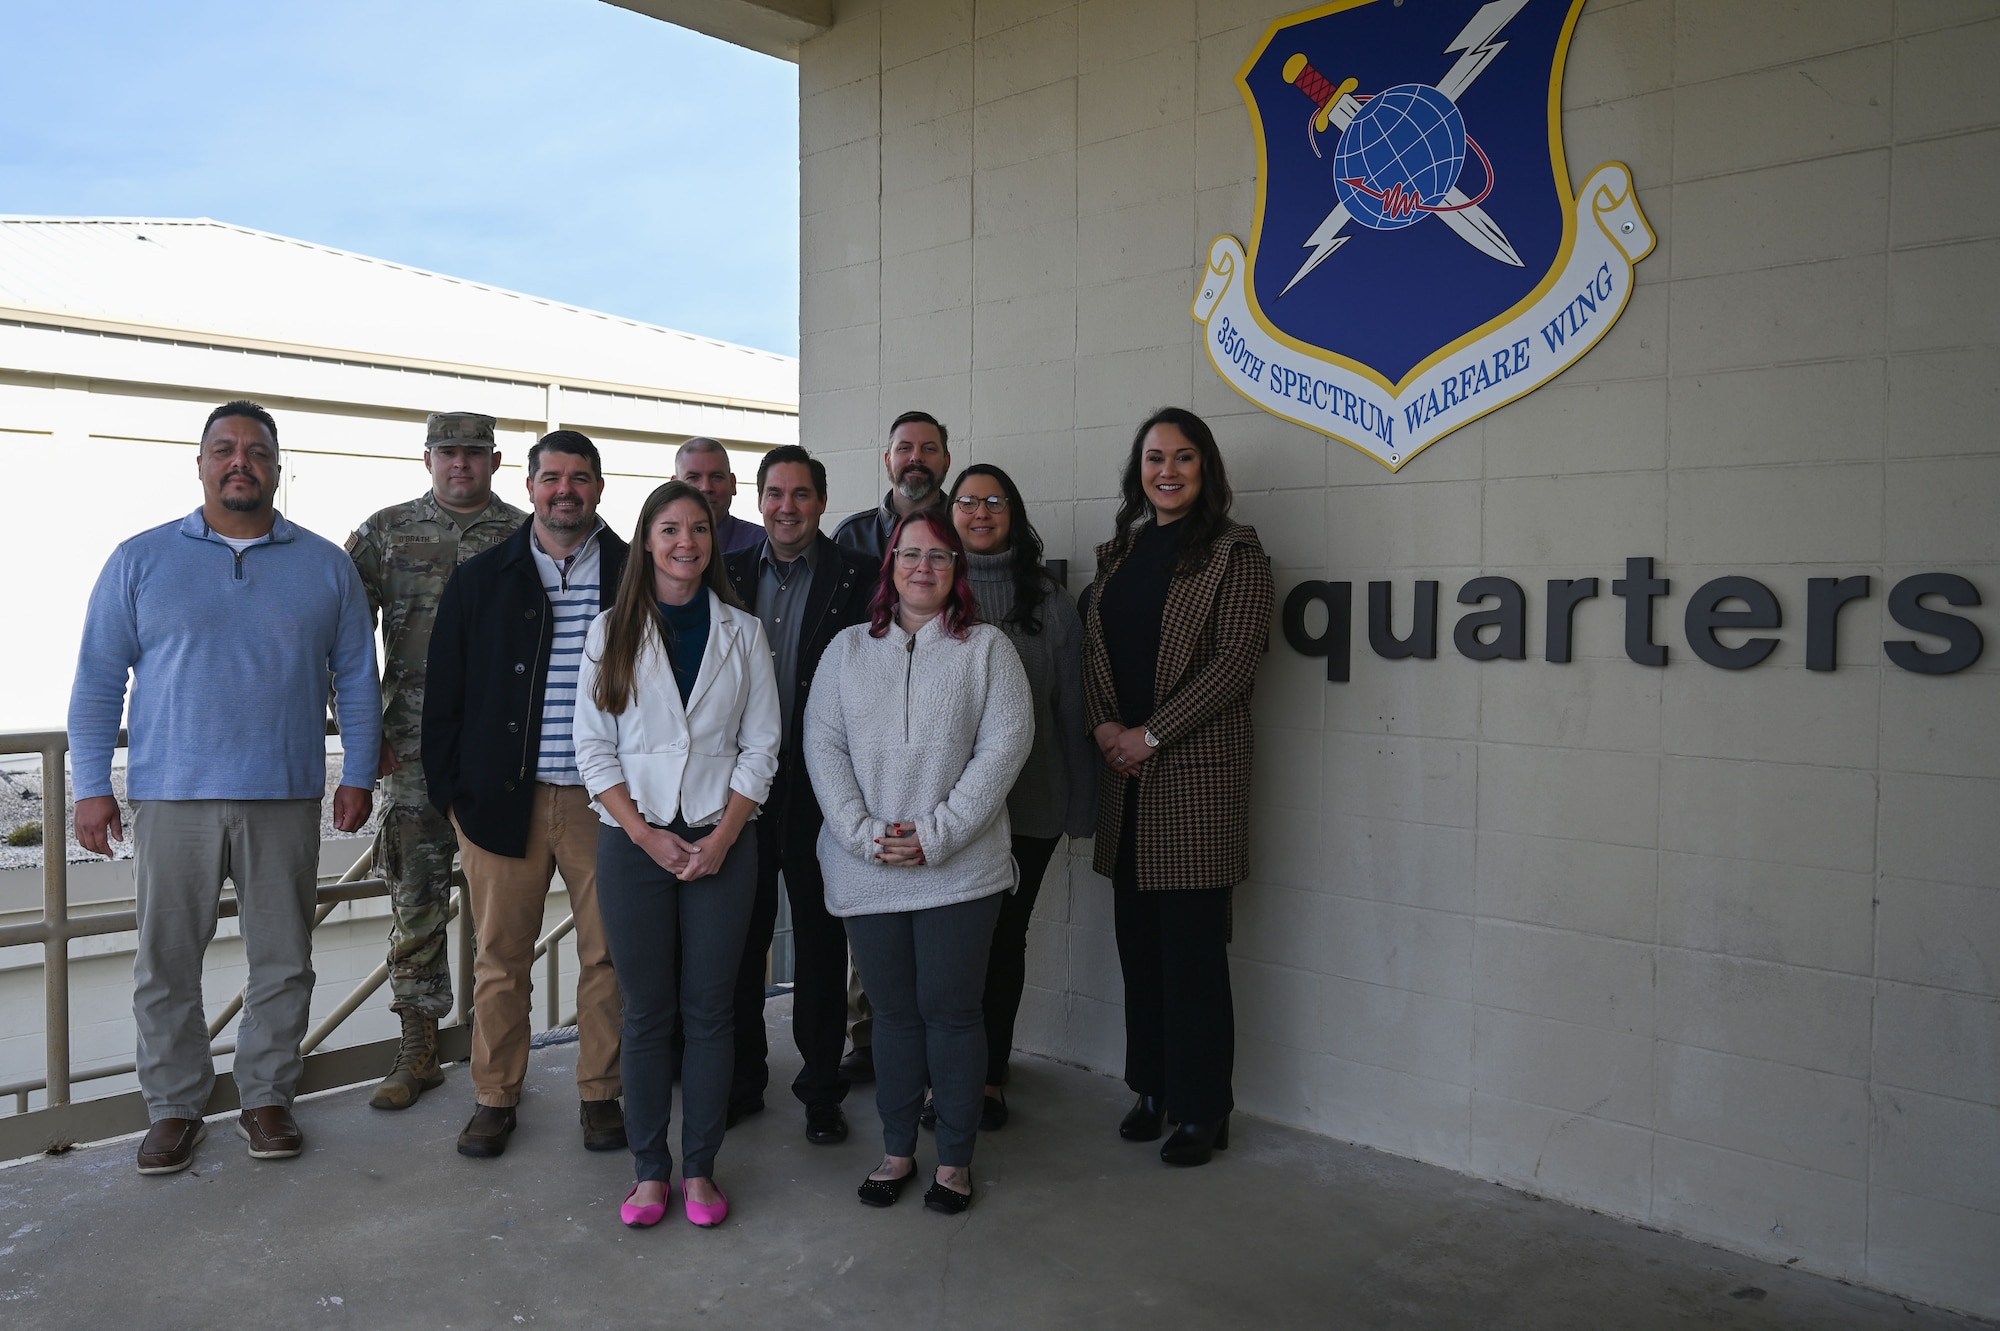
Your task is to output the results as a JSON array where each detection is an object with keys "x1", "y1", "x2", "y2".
[{"x1": 573, "y1": 480, "x2": 781, "y2": 1231}]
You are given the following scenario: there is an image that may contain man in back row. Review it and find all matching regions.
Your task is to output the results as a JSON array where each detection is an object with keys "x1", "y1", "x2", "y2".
[
  {"x1": 677, "y1": 436, "x2": 765, "y2": 556},
  {"x1": 346, "y1": 412, "x2": 526, "y2": 1110},
  {"x1": 71, "y1": 400, "x2": 382, "y2": 1174}
]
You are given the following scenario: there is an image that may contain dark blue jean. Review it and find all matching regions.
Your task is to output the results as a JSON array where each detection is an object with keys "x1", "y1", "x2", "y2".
[{"x1": 595, "y1": 820, "x2": 757, "y2": 1182}]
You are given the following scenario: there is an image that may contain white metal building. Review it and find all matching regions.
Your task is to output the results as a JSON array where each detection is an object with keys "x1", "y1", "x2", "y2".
[{"x1": 0, "y1": 215, "x2": 798, "y2": 729}]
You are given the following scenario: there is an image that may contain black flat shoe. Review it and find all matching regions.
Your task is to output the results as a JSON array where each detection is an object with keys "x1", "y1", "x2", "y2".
[
  {"x1": 857, "y1": 1166, "x2": 915, "y2": 1208},
  {"x1": 1118, "y1": 1094, "x2": 1165, "y2": 1142},
  {"x1": 1160, "y1": 1114, "x2": 1230, "y2": 1167},
  {"x1": 923, "y1": 1174, "x2": 972, "y2": 1215},
  {"x1": 980, "y1": 1092, "x2": 1009, "y2": 1132}
]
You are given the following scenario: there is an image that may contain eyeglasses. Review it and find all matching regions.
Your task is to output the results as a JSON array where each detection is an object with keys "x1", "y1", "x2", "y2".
[
  {"x1": 893, "y1": 547, "x2": 958, "y2": 570},
  {"x1": 952, "y1": 495, "x2": 1011, "y2": 514}
]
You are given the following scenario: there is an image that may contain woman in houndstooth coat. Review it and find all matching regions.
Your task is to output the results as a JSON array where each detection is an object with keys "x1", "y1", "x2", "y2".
[{"x1": 1081, "y1": 406, "x2": 1274, "y2": 1169}]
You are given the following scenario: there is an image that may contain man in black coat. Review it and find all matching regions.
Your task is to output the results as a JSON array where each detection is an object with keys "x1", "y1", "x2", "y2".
[
  {"x1": 423, "y1": 430, "x2": 631, "y2": 1160},
  {"x1": 724, "y1": 445, "x2": 872, "y2": 1143}
]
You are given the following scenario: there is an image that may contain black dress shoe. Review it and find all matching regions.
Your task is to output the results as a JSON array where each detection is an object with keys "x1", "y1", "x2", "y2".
[
  {"x1": 857, "y1": 1166, "x2": 914, "y2": 1208},
  {"x1": 923, "y1": 1174, "x2": 973, "y2": 1215},
  {"x1": 1160, "y1": 1114, "x2": 1230, "y2": 1167},
  {"x1": 580, "y1": 1098, "x2": 627, "y2": 1151},
  {"x1": 837, "y1": 1046, "x2": 875, "y2": 1083},
  {"x1": 980, "y1": 1092, "x2": 1009, "y2": 1132},
  {"x1": 725, "y1": 1094, "x2": 765, "y2": 1129},
  {"x1": 1118, "y1": 1094, "x2": 1166, "y2": 1142},
  {"x1": 457, "y1": 1105, "x2": 517, "y2": 1158},
  {"x1": 805, "y1": 1103, "x2": 848, "y2": 1144},
  {"x1": 918, "y1": 1095, "x2": 937, "y2": 1130}
]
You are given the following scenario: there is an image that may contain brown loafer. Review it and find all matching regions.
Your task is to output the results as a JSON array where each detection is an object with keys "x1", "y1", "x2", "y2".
[
  {"x1": 580, "y1": 1098, "x2": 627, "y2": 1152},
  {"x1": 237, "y1": 1105, "x2": 304, "y2": 1159},
  {"x1": 136, "y1": 1117, "x2": 206, "y2": 1174},
  {"x1": 457, "y1": 1104, "x2": 517, "y2": 1158}
]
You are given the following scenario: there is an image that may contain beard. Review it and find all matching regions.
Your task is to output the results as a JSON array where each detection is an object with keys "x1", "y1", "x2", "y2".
[
  {"x1": 895, "y1": 465, "x2": 938, "y2": 505},
  {"x1": 541, "y1": 503, "x2": 588, "y2": 532}
]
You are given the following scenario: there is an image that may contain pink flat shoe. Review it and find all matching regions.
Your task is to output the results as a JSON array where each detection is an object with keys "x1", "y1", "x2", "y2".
[
  {"x1": 621, "y1": 1183, "x2": 668, "y2": 1229},
  {"x1": 680, "y1": 1179, "x2": 730, "y2": 1228}
]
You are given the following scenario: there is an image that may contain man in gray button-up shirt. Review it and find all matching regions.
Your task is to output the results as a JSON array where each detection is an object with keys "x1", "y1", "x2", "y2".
[{"x1": 723, "y1": 447, "x2": 873, "y2": 1145}]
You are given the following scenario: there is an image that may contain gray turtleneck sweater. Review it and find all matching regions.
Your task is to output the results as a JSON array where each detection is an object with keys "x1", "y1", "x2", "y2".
[{"x1": 963, "y1": 549, "x2": 1099, "y2": 840}]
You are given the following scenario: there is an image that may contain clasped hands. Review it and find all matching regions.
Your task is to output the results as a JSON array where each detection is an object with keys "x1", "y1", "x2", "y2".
[
  {"x1": 637, "y1": 823, "x2": 734, "y2": 880},
  {"x1": 875, "y1": 820, "x2": 927, "y2": 867},
  {"x1": 1094, "y1": 722, "x2": 1155, "y2": 774}
]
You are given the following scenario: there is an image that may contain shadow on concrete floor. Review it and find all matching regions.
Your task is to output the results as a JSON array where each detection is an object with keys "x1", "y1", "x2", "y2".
[{"x1": 0, "y1": 1000, "x2": 1989, "y2": 1330}]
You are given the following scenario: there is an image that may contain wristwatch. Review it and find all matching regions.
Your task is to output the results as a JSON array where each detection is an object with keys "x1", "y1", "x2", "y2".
[{"x1": 1143, "y1": 728, "x2": 1160, "y2": 748}]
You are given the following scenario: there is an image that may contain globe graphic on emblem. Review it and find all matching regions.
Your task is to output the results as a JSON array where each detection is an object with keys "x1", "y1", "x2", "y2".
[{"x1": 1332, "y1": 83, "x2": 1468, "y2": 231}]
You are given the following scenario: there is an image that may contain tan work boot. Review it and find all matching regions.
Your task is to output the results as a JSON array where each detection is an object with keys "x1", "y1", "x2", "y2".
[{"x1": 369, "y1": 1007, "x2": 445, "y2": 1110}]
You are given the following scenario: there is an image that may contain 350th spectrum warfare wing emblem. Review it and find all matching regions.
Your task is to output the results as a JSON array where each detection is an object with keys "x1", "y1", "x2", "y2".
[{"x1": 1193, "y1": 0, "x2": 1655, "y2": 470}]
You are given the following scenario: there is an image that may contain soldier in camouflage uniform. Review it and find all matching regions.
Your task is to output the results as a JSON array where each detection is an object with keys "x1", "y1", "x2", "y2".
[{"x1": 346, "y1": 412, "x2": 527, "y2": 1110}]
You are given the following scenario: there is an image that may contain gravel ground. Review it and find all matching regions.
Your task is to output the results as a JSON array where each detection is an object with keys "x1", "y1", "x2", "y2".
[{"x1": 0, "y1": 757, "x2": 377, "y2": 870}]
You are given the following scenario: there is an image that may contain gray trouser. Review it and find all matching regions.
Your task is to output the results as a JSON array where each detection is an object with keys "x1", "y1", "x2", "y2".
[
  {"x1": 845, "y1": 892, "x2": 1005, "y2": 1168},
  {"x1": 132, "y1": 799, "x2": 322, "y2": 1120}
]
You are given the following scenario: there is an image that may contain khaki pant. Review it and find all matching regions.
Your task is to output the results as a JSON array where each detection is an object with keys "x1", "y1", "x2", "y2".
[{"x1": 453, "y1": 784, "x2": 621, "y2": 1107}]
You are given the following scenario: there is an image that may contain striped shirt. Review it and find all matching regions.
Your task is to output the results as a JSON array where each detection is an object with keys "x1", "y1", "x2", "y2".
[{"x1": 529, "y1": 526, "x2": 604, "y2": 785}]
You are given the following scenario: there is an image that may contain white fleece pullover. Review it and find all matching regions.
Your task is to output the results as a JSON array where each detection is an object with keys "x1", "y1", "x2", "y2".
[{"x1": 803, "y1": 616, "x2": 1034, "y2": 917}]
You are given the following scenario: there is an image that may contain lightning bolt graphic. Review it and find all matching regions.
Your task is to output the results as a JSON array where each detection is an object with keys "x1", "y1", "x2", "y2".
[{"x1": 1436, "y1": 0, "x2": 1533, "y2": 101}]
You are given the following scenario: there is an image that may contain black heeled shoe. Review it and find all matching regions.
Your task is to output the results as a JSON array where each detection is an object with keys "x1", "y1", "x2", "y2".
[
  {"x1": 1118, "y1": 1094, "x2": 1166, "y2": 1142},
  {"x1": 1160, "y1": 1114, "x2": 1230, "y2": 1167}
]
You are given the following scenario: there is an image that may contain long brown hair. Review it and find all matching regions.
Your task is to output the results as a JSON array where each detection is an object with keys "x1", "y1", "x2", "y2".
[
  {"x1": 1108, "y1": 406, "x2": 1236, "y2": 574},
  {"x1": 590, "y1": 480, "x2": 744, "y2": 715}
]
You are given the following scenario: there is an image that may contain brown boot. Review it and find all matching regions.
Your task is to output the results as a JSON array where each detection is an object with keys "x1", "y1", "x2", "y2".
[{"x1": 369, "y1": 1007, "x2": 445, "y2": 1110}]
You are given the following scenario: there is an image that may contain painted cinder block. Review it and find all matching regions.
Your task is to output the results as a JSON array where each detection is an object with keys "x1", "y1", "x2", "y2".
[
  {"x1": 973, "y1": 290, "x2": 1077, "y2": 369},
  {"x1": 1078, "y1": 0, "x2": 1195, "y2": 74},
  {"x1": 974, "y1": 6, "x2": 1078, "y2": 103},
  {"x1": 1232, "y1": 955, "x2": 1324, "y2": 1053},
  {"x1": 970, "y1": 359, "x2": 1075, "y2": 436},
  {"x1": 1322, "y1": 973, "x2": 1473, "y2": 1087},
  {"x1": 801, "y1": 198, "x2": 880, "y2": 274},
  {"x1": 877, "y1": 0, "x2": 971, "y2": 73},
  {"x1": 1077, "y1": 122, "x2": 1197, "y2": 216},
  {"x1": 1077, "y1": 267, "x2": 1204, "y2": 357},
  {"x1": 1656, "y1": 949, "x2": 1872, "y2": 1077},
  {"x1": 1311, "y1": 1051, "x2": 1472, "y2": 1170},
  {"x1": 1474, "y1": 830, "x2": 1658, "y2": 943},
  {"x1": 1879, "y1": 666, "x2": 2000, "y2": 780},
  {"x1": 1322, "y1": 732, "x2": 1478, "y2": 829},
  {"x1": 1564, "y1": 89, "x2": 1673, "y2": 191},
  {"x1": 1672, "y1": 46, "x2": 1891, "y2": 181},
  {"x1": 1078, "y1": 194, "x2": 1198, "y2": 286},
  {"x1": 1662, "y1": 664, "x2": 1880, "y2": 768},
  {"x1": 1895, "y1": 16, "x2": 2000, "y2": 139},
  {"x1": 882, "y1": 177, "x2": 973, "y2": 260},
  {"x1": 1660, "y1": 756, "x2": 1876, "y2": 871},
  {"x1": 973, "y1": 80, "x2": 1077, "y2": 171},
  {"x1": 1478, "y1": 654, "x2": 1664, "y2": 746},
  {"x1": 1669, "y1": 359, "x2": 1885, "y2": 469},
  {"x1": 1079, "y1": 45, "x2": 1197, "y2": 146},
  {"x1": 1879, "y1": 772, "x2": 2000, "y2": 890},
  {"x1": 1673, "y1": 151, "x2": 1889, "y2": 280},
  {"x1": 882, "y1": 116, "x2": 971, "y2": 197},
  {"x1": 883, "y1": 51, "x2": 973, "y2": 133},
  {"x1": 1073, "y1": 343, "x2": 1196, "y2": 429},
  {"x1": 1326, "y1": 650, "x2": 1483, "y2": 741},
  {"x1": 1650, "y1": 1134, "x2": 1867, "y2": 1278},
  {"x1": 973, "y1": 151, "x2": 1079, "y2": 235},
  {"x1": 881, "y1": 307, "x2": 973, "y2": 383},
  {"x1": 1872, "y1": 1085, "x2": 2000, "y2": 1215},
  {"x1": 1563, "y1": 0, "x2": 1672, "y2": 107},
  {"x1": 1672, "y1": 0, "x2": 1890, "y2": 85},
  {"x1": 1874, "y1": 981, "x2": 2000, "y2": 1105},
  {"x1": 1886, "y1": 457, "x2": 2000, "y2": 563},
  {"x1": 881, "y1": 241, "x2": 972, "y2": 320},
  {"x1": 1469, "y1": 1091, "x2": 1654, "y2": 1217},
  {"x1": 1322, "y1": 814, "x2": 1476, "y2": 914},
  {"x1": 971, "y1": 221, "x2": 1077, "y2": 302},
  {"x1": 1484, "y1": 376, "x2": 1668, "y2": 477},
  {"x1": 1326, "y1": 477, "x2": 1482, "y2": 567},
  {"x1": 1867, "y1": 1187, "x2": 2000, "y2": 1320},
  {"x1": 801, "y1": 261, "x2": 880, "y2": 336},
  {"x1": 799, "y1": 324, "x2": 880, "y2": 396},
  {"x1": 1655, "y1": 1041, "x2": 1869, "y2": 1179},
  {"x1": 801, "y1": 137, "x2": 880, "y2": 216},
  {"x1": 801, "y1": 75, "x2": 881, "y2": 157},
  {"x1": 799, "y1": 6, "x2": 880, "y2": 95},
  {"x1": 1472, "y1": 918, "x2": 1655, "y2": 1033},
  {"x1": 1482, "y1": 471, "x2": 1668, "y2": 567},
  {"x1": 1876, "y1": 877, "x2": 2000, "y2": 995},
  {"x1": 1892, "y1": 237, "x2": 2000, "y2": 352},
  {"x1": 1478, "y1": 744, "x2": 1662, "y2": 849},
  {"x1": 1668, "y1": 254, "x2": 1887, "y2": 378},
  {"x1": 1888, "y1": 347, "x2": 2000, "y2": 460},
  {"x1": 1472, "y1": 1004, "x2": 1653, "y2": 1125},
  {"x1": 1657, "y1": 850, "x2": 1874, "y2": 974},
  {"x1": 1324, "y1": 895, "x2": 1475, "y2": 1001},
  {"x1": 1229, "y1": 882, "x2": 1328, "y2": 973}
]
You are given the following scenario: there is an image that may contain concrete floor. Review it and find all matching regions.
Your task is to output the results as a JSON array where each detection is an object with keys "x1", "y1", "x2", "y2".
[{"x1": 0, "y1": 1003, "x2": 1989, "y2": 1331}]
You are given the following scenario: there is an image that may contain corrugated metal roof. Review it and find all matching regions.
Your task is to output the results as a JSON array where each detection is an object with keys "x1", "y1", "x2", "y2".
[{"x1": 0, "y1": 216, "x2": 796, "y2": 408}]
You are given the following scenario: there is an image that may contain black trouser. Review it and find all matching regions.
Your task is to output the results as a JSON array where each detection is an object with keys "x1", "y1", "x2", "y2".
[
  {"x1": 729, "y1": 814, "x2": 852, "y2": 1109},
  {"x1": 1113, "y1": 788, "x2": 1235, "y2": 1123},
  {"x1": 981, "y1": 834, "x2": 1061, "y2": 1086}
]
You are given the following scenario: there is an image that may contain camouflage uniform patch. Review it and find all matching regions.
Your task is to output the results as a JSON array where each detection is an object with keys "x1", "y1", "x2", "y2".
[{"x1": 350, "y1": 489, "x2": 526, "y2": 1017}]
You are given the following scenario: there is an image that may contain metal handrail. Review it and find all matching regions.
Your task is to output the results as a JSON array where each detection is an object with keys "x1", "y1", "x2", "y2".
[{"x1": 0, "y1": 723, "x2": 586, "y2": 1151}]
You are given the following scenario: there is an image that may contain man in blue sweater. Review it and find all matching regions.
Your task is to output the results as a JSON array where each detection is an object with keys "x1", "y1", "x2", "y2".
[{"x1": 70, "y1": 400, "x2": 381, "y2": 1176}]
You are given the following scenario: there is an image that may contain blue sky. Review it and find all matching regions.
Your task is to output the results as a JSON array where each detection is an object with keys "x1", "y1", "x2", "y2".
[{"x1": 1, "y1": 0, "x2": 801, "y2": 355}]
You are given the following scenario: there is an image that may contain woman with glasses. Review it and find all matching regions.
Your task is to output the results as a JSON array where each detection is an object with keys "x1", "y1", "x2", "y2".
[
  {"x1": 1081, "y1": 407, "x2": 1273, "y2": 1168},
  {"x1": 573, "y1": 481, "x2": 781, "y2": 1229},
  {"x1": 946, "y1": 465, "x2": 1097, "y2": 1129},
  {"x1": 803, "y1": 510, "x2": 1033, "y2": 1213}
]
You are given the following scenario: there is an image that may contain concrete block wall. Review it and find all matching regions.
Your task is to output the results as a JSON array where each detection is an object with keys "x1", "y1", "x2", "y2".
[{"x1": 795, "y1": 0, "x2": 2000, "y2": 1316}]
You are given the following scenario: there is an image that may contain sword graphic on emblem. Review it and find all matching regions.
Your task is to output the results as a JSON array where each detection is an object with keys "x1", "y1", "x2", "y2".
[{"x1": 1279, "y1": 0, "x2": 1530, "y2": 296}]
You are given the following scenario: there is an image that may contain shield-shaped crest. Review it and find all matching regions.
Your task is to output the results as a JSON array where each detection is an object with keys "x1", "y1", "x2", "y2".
[{"x1": 1193, "y1": 0, "x2": 1655, "y2": 469}]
